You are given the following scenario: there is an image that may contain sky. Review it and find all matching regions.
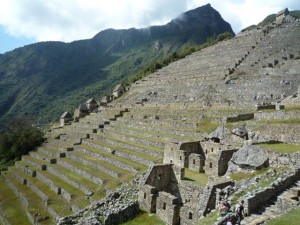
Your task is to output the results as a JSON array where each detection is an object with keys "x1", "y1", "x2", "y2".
[{"x1": 0, "y1": 0, "x2": 299, "y2": 54}]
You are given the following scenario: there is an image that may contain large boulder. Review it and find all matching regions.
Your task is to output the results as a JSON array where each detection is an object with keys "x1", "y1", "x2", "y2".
[{"x1": 226, "y1": 145, "x2": 269, "y2": 174}]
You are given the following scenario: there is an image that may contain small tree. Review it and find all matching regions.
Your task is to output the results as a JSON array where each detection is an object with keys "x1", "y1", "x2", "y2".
[{"x1": 0, "y1": 116, "x2": 44, "y2": 163}]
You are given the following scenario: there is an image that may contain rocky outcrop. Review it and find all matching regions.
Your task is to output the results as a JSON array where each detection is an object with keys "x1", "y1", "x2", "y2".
[
  {"x1": 58, "y1": 185, "x2": 139, "y2": 225},
  {"x1": 227, "y1": 145, "x2": 269, "y2": 174}
]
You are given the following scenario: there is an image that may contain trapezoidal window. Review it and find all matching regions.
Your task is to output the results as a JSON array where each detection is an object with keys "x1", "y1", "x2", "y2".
[
  {"x1": 209, "y1": 162, "x2": 213, "y2": 168},
  {"x1": 180, "y1": 156, "x2": 182, "y2": 160},
  {"x1": 193, "y1": 159, "x2": 196, "y2": 165},
  {"x1": 189, "y1": 212, "x2": 193, "y2": 219},
  {"x1": 144, "y1": 193, "x2": 147, "y2": 199},
  {"x1": 158, "y1": 174, "x2": 162, "y2": 180},
  {"x1": 163, "y1": 202, "x2": 167, "y2": 210}
]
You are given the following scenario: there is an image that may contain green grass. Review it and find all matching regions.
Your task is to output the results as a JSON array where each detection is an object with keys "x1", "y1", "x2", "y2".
[
  {"x1": 196, "y1": 211, "x2": 219, "y2": 225},
  {"x1": 120, "y1": 211, "x2": 165, "y2": 225},
  {"x1": 2, "y1": 172, "x2": 55, "y2": 224},
  {"x1": 230, "y1": 167, "x2": 270, "y2": 181},
  {"x1": 257, "y1": 118, "x2": 300, "y2": 125},
  {"x1": 258, "y1": 143, "x2": 300, "y2": 153},
  {"x1": 0, "y1": 176, "x2": 33, "y2": 225},
  {"x1": 266, "y1": 208, "x2": 300, "y2": 225},
  {"x1": 184, "y1": 169, "x2": 208, "y2": 187}
]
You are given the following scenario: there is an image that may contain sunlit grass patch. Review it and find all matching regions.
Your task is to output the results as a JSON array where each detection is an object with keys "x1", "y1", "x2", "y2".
[
  {"x1": 184, "y1": 168, "x2": 208, "y2": 187},
  {"x1": 259, "y1": 143, "x2": 300, "y2": 153},
  {"x1": 120, "y1": 211, "x2": 165, "y2": 225},
  {"x1": 266, "y1": 208, "x2": 300, "y2": 225}
]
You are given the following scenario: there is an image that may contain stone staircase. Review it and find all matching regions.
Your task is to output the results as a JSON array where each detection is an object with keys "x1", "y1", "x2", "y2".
[{"x1": 241, "y1": 180, "x2": 300, "y2": 225}]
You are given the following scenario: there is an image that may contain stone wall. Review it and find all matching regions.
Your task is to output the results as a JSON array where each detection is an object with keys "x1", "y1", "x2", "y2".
[
  {"x1": 217, "y1": 150, "x2": 238, "y2": 176},
  {"x1": 244, "y1": 168, "x2": 300, "y2": 215},
  {"x1": 226, "y1": 113, "x2": 254, "y2": 122},
  {"x1": 156, "y1": 191, "x2": 180, "y2": 225},
  {"x1": 179, "y1": 181, "x2": 204, "y2": 225},
  {"x1": 104, "y1": 201, "x2": 140, "y2": 225}
]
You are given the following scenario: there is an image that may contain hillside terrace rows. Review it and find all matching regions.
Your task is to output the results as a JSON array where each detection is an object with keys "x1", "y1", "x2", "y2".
[
  {"x1": 121, "y1": 20, "x2": 300, "y2": 107},
  {"x1": 239, "y1": 21, "x2": 300, "y2": 71},
  {"x1": 1, "y1": 20, "x2": 300, "y2": 225},
  {"x1": 0, "y1": 106, "x2": 224, "y2": 224}
]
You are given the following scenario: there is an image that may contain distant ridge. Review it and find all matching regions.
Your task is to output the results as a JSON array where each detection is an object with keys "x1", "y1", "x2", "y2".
[{"x1": 0, "y1": 4, "x2": 233, "y2": 128}]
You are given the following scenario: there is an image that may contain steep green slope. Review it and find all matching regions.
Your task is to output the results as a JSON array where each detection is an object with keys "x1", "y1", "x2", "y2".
[{"x1": 0, "y1": 4, "x2": 234, "y2": 127}]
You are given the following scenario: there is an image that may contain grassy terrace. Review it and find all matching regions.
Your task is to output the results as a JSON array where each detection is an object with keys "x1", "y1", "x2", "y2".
[
  {"x1": 75, "y1": 144, "x2": 147, "y2": 171},
  {"x1": 94, "y1": 131, "x2": 164, "y2": 153},
  {"x1": 117, "y1": 117, "x2": 220, "y2": 133},
  {"x1": 266, "y1": 208, "x2": 300, "y2": 225},
  {"x1": 20, "y1": 154, "x2": 107, "y2": 201},
  {"x1": 112, "y1": 123, "x2": 199, "y2": 141},
  {"x1": 0, "y1": 176, "x2": 34, "y2": 225},
  {"x1": 184, "y1": 169, "x2": 208, "y2": 187},
  {"x1": 104, "y1": 125, "x2": 169, "y2": 144},
  {"x1": 70, "y1": 151, "x2": 133, "y2": 182},
  {"x1": 2, "y1": 172, "x2": 55, "y2": 224},
  {"x1": 8, "y1": 166, "x2": 78, "y2": 215},
  {"x1": 120, "y1": 211, "x2": 165, "y2": 225},
  {"x1": 84, "y1": 138, "x2": 160, "y2": 163},
  {"x1": 258, "y1": 143, "x2": 300, "y2": 153},
  {"x1": 59, "y1": 157, "x2": 120, "y2": 190}
]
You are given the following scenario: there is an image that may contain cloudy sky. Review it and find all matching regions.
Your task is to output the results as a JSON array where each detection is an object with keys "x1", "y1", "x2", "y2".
[{"x1": 0, "y1": 0, "x2": 299, "y2": 53}]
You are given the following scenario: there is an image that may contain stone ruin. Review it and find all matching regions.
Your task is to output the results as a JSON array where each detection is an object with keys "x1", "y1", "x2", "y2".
[{"x1": 138, "y1": 139, "x2": 238, "y2": 225}]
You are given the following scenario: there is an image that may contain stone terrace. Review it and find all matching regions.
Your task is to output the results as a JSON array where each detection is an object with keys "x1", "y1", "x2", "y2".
[
  {"x1": 1, "y1": 105, "x2": 229, "y2": 224},
  {"x1": 120, "y1": 20, "x2": 300, "y2": 107}
]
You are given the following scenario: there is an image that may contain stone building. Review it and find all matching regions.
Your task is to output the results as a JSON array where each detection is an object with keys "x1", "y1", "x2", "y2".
[
  {"x1": 276, "y1": 8, "x2": 289, "y2": 20},
  {"x1": 86, "y1": 98, "x2": 98, "y2": 112},
  {"x1": 163, "y1": 140, "x2": 237, "y2": 176},
  {"x1": 60, "y1": 111, "x2": 73, "y2": 125},
  {"x1": 163, "y1": 142, "x2": 205, "y2": 172},
  {"x1": 201, "y1": 141, "x2": 238, "y2": 176},
  {"x1": 113, "y1": 84, "x2": 125, "y2": 99},
  {"x1": 100, "y1": 95, "x2": 113, "y2": 106},
  {"x1": 138, "y1": 164, "x2": 183, "y2": 225},
  {"x1": 138, "y1": 161, "x2": 235, "y2": 225}
]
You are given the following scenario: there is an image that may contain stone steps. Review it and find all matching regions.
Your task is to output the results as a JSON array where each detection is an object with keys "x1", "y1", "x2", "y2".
[
  {"x1": 90, "y1": 132, "x2": 163, "y2": 158},
  {"x1": 241, "y1": 181, "x2": 300, "y2": 225}
]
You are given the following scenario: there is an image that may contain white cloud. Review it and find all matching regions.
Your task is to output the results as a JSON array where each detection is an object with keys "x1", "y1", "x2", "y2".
[{"x1": 0, "y1": 0, "x2": 298, "y2": 43}]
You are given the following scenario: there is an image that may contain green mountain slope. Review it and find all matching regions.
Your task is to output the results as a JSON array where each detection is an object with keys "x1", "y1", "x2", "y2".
[{"x1": 0, "y1": 4, "x2": 234, "y2": 127}]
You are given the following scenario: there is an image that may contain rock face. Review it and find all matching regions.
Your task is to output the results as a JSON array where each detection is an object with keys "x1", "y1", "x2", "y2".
[
  {"x1": 227, "y1": 145, "x2": 269, "y2": 174},
  {"x1": 209, "y1": 126, "x2": 228, "y2": 142},
  {"x1": 231, "y1": 124, "x2": 248, "y2": 139}
]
